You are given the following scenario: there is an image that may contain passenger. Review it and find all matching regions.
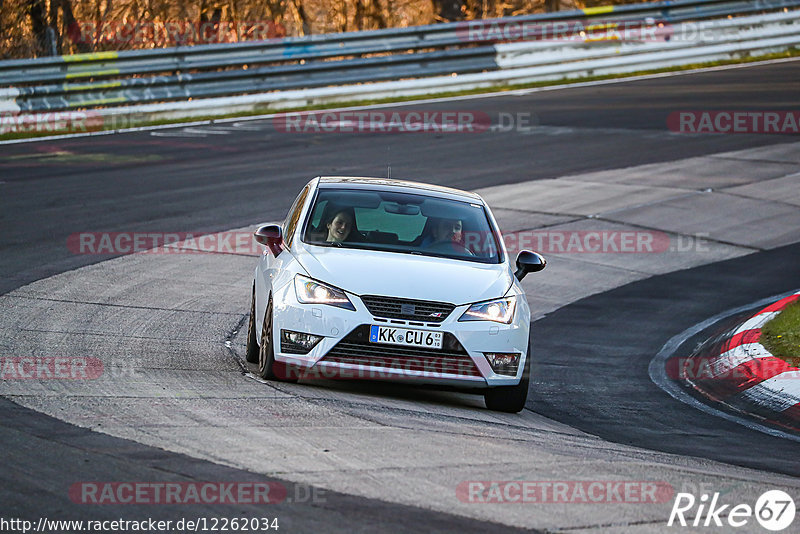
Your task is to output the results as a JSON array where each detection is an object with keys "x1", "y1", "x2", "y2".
[
  {"x1": 325, "y1": 207, "x2": 356, "y2": 243},
  {"x1": 421, "y1": 217, "x2": 463, "y2": 248}
]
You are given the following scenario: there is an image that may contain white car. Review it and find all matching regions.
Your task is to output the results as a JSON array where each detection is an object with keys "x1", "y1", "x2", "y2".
[{"x1": 245, "y1": 177, "x2": 545, "y2": 412}]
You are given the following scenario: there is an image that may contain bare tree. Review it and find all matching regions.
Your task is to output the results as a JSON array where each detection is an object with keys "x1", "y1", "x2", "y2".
[
  {"x1": 432, "y1": 0, "x2": 465, "y2": 21},
  {"x1": 355, "y1": 0, "x2": 388, "y2": 30},
  {"x1": 26, "y1": 0, "x2": 49, "y2": 54},
  {"x1": 3, "y1": 0, "x2": 604, "y2": 59},
  {"x1": 60, "y1": 0, "x2": 90, "y2": 52},
  {"x1": 291, "y1": 0, "x2": 312, "y2": 34}
]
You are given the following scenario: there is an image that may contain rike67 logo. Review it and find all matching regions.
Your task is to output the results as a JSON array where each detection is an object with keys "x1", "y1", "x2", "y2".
[{"x1": 668, "y1": 490, "x2": 795, "y2": 531}]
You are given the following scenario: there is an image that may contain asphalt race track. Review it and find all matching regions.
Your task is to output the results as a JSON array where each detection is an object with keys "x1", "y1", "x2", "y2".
[
  {"x1": 2, "y1": 60, "x2": 799, "y2": 295},
  {"x1": 2, "y1": 59, "x2": 799, "y2": 532}
]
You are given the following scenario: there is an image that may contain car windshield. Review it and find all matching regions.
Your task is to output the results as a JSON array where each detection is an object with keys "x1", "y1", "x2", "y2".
[{"x1": 301, "y1": 188, "x2": 502, "y2": 263}]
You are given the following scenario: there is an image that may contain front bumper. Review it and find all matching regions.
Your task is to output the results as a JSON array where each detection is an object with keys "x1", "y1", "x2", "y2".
[{"x1": 270, "y1": 282, "x2": 530, "y2": 388}]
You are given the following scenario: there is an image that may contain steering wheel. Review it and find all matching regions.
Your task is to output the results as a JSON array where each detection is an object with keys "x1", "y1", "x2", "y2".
[{"x1": 425, "y1": 240, "x2": 474, "y2": 256}]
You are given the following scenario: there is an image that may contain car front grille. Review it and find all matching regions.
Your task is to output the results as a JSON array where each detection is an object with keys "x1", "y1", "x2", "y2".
[
  {"x1": 360, "y1": 295, "x2": 455, "y2": 323},
  {"x1": 318, "y1": 325, "x2": 481, "y2": 377}
]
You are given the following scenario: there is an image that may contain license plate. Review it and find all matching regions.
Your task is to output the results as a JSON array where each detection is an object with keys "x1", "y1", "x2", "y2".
[{"x1": 369, "y1": 325, "x2": 443, "y2": 349}]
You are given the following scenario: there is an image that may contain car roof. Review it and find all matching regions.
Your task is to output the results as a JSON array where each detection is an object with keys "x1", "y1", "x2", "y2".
[{"x1": 317, "y1": 176, "x2": 483, "y2": 203}]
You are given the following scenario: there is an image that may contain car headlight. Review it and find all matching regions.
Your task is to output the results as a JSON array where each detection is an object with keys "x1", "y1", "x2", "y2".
[
  {"x1": 459, "y1": 296, "x2": 516, "y2": 324},
  {"x1": 294, "y1": 275, "x2": 355, "y2": 310}
]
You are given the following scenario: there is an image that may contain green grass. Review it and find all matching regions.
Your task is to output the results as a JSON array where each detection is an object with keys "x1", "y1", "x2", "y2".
[
  {"x1": 761, "y1": 300, "x2": 800, "y2": 367},
  {"x1": 2, "y1": 47, "x2": 799, "y2": 142}
]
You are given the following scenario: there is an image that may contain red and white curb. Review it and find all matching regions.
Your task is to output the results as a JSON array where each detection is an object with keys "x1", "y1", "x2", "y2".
[{"x1": 683, "y1": 291, "x2": 800, "y2": 430}]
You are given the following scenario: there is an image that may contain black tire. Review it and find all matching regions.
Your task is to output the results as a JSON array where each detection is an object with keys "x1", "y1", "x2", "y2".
[
  {"x1": 245, "y1": 284, "x2": 259, "y2": 363},
  {"x1": 484, "y1": 342, "x2": 531, "y2": 413},
  {"x1": 258, "y1": 295, "x2": 297, "y2": 382}
]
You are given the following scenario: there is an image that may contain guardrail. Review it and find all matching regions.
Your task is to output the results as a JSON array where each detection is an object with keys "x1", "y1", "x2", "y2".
[{"x1": 1, "y1": 0, "x2": 799, "y2": 121}]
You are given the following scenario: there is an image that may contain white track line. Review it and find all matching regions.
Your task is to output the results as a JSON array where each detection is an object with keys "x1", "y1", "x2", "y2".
[{"x1": 734, "y1": 311, "x2": 780, "y2": 333}]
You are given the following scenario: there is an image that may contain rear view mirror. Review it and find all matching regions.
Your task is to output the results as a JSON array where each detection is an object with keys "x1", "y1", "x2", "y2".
[
  {"x1": 514, "y1": 250, "x2": 546, "y2": 281},
  {"x1": 384, "y1": 203, "x2": 420, "y2": 215},
  {"x1": 254, "y1": 224, "x2": 283, "y2": 256}
]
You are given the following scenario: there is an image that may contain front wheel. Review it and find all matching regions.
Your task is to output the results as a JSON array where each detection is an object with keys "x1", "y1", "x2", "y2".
[
  {"x1": 483, "y1": 344, "x2": 531, "y2": 413},
  {"x1": 258, "y1": 295, "x2": 297, "y2": 382},
  {"x1": 245, "y1": 284, "x2": 259, "y2": 363}
]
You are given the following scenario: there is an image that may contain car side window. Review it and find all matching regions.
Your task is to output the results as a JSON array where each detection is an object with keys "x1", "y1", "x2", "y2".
[{"x1": 283, "y1": 186, "x2": 310, "y2": 248}]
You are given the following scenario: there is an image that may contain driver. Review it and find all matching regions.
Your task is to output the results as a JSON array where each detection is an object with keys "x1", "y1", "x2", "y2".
[{"x1": 325, "y1": 207, "x2": 356, "y2": 243}]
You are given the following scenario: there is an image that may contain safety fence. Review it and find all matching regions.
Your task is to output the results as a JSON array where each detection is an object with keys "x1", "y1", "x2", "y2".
[{"x1": 1, "y1": 0, "x2": 798, "y2": 124}]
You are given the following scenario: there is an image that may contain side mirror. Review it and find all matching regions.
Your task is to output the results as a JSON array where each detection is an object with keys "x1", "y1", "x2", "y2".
[
  {"x1": 254, "y1": 224, "x2": 283, "y2": 256},
  {"x1": 514, "y1": 250, "x2": 546, "y2": 281}
]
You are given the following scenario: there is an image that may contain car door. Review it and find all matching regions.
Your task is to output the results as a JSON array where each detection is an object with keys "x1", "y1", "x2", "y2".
[{"x1": 255, "y1": 180, "x2": 315, "y2": 336}]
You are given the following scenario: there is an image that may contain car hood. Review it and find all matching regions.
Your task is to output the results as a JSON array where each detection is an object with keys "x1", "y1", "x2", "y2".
[{"x1": 295, "y1": 244, "x2": 512, "y2": 305}]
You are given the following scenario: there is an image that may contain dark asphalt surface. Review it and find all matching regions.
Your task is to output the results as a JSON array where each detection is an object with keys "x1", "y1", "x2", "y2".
[
  {"x1": 2, "y1": 60, "x2": 799, "y2": 526},
  {"x1": 531, "y1": 242, "x2": 800, "y2": 477}
]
